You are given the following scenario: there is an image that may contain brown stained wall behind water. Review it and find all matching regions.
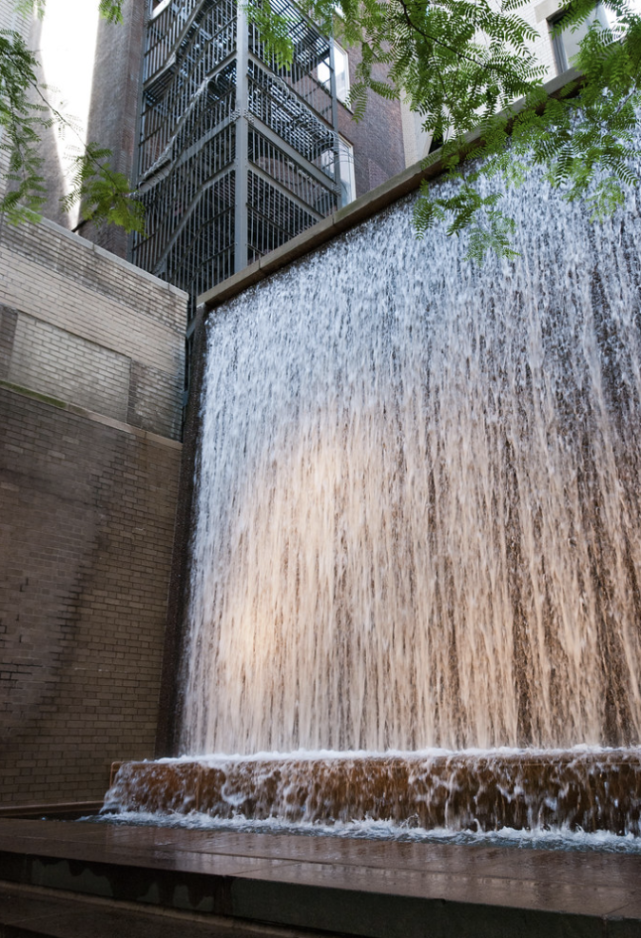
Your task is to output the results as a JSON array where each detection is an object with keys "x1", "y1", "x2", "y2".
[{"x1": 0, "y1": 218, "x2": 187, "y2": 804}]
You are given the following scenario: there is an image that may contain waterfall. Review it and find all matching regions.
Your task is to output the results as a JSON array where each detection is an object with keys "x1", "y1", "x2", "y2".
[{"x1": 179, "y1": 169, "x2": 641, "y2": 757}]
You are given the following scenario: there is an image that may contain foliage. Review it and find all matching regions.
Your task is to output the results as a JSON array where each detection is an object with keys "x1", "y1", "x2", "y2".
[
  {"x1": 62, "y1": 144, "x2": 145, "y2": 233},
  {"x1": 0, "y1": 29, "x2": 47, "y2": 223},
  {"x1": 250, "y1": 0, "x2": 641, "y2": 261},
  {"x1": 0, "y1": 0, "x2": 143, "y2": 232}
]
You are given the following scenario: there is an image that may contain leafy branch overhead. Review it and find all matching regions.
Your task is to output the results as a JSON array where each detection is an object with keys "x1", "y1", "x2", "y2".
[
  {"x1": 0, "y1": 0, "x2": 144, "y2": 232},
  {"x1": 63, "y1": 144, "x2": 145, "y2": 234},
  {"x1": 251, "y1": 0, "x2": 641, "y2": 261},
  {"x1": 0, "y1": 30, "x2": 47, "y2": 224}
]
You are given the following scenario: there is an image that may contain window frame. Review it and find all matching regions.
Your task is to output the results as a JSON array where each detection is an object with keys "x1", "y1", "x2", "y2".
[
  {"x1": 332, "y1": 41, "x2": 350, "y2": 107},
  {"x1": 317, "y1": 41, "x2": 351, "y2": 108},
  {"x1": 337, "y1": 136, "x2": 355, "y2": 207},
  {"x1": 548, "y1": 3, "x2": 610, "y2": 74}
]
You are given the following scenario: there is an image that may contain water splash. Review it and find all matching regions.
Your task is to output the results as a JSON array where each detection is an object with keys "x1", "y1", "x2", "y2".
[
  {"x1": 104, "y1": 748, "x2": 641, "y2": 834},
  {"x1": 89, "y1": 809, "x2": 641, "y2": 854},
  {"x1": 180, "y1": 166, "x2": 641, "y2": 756}
]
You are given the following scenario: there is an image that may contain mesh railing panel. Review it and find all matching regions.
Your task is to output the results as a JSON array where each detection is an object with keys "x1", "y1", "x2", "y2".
[
  {"x1": 248, "y1": 60, "x2": 335, "y2": 167},
  {"x1": 133, "y1": 124, "x2": 236, "y2": 274},
  {"x1": 165, "y1": 172, "x2": 236, "y2": 296},
  {"x1": 140, "y1": 63, "x2": 237, "y2": 179},
  {"x1": 145, "y1": 0, "x2": 202, "y2": 81},
  {"x1": 134, "y1": 0, "x2": 339, "y2": 304},
  {"x1": 145, "y1": 0, "x2": 233, "y2": 82},
  {"x1": 247, "y1": 170, "x2": 318, "y2": 261},
  {"x1": 248, "y1": 128, "x2": 334, "y2": 217},
  {"x1": 248, "y1": 0, "x2": 333, "y2": 125}
]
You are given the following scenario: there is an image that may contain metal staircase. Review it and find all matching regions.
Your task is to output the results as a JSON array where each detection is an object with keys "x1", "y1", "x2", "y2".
[{"x1": 132, "y1": 0, "x2": 340, "y2": 316}]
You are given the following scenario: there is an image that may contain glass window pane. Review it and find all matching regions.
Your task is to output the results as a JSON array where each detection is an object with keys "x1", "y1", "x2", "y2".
[
  {"x1": 334, "y1": 44, "x2": 350, "y2": 104},
  {"x1": 316, "y1": 44, "x2": 349, "y2": 105},
  {"x1": 550, "y1": 4, "x2": 609, "y2": 73},
  {"x1": 317, "y1": 59, "x2": 331, "y2": 86},
  {"x1": 339, "y1": 138, "x2": 355, "y2": 206},
  {"x1": 320, "y1": 139, "x2": 355, "y2": 206}
]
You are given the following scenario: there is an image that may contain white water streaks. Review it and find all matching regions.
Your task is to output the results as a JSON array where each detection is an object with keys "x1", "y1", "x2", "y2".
[{"x1": 180, "y1": 162, "x2": 641, "y2": 756}]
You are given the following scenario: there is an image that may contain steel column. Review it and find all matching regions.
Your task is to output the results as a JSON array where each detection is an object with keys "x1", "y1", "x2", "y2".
[{"x1": 234, "y1": 1, "x2": 249, "y2": 274}]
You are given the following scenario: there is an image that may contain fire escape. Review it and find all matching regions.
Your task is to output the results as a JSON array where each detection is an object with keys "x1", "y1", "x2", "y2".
[{"x1": 131, "y1": 0, "x2": 340, "y2": 321}]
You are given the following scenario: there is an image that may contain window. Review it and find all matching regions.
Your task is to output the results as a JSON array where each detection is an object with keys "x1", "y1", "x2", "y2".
[
  {"x1": 549, "y1": 4, "x2": 610, "y2": 74},
  {"x1": 322, "y1": 137, "x2": 356, "y2": 207},
  {"x1": 333, "y1": 43, "x2": 350, "y2": 105},
  {"x1": 337, "y1": 138, "x2": 355, "y2": 205},
  {"x1": 151, "y1": 0, "x2": 172, "y2": 17},
  {"x1": 317, "y1": 42, "x2": 350, "y2": 106}
]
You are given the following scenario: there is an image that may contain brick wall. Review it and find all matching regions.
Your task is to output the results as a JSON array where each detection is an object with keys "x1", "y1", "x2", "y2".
[
  {"x1": 6, "y1": 0, "x2": 146, "y2": 250},
  {"x1": 0, "y1": 0, "x2": 30, "y2": 193},
  {"x1": 0, "y1": 218, "x2": 188, "y2": 804},
  {"x1": 337, "y1": 46, "x2": 406, "y2": 200},
  {"x1": 0, "y1": 217, "x2": 185, "y2": 439},
  {"x1": 79, "y1": 0, "x2": 147, "y2": 258}
]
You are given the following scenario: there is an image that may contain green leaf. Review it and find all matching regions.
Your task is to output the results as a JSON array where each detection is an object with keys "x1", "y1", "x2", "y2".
[{"x1": 63, "y1": 143, "x2": 145, "y2": 234}]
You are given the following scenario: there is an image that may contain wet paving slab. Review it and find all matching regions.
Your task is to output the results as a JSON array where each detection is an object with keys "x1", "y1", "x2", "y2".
[{"x1": 0, "y1": 818, "x2": 640, "y2": 936}]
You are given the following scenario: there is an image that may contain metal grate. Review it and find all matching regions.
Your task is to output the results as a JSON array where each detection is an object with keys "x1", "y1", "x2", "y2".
[
  {"x1": 165, "y1": 171, "x2": 236, "y2": 297},
  {"x1": 140, "y1": 2, "x2": 237, "y2": 176},
  {"x1": 247, "y1": 170, "x2": 318, "y2": 262},
  {"x1": 134, "y1": 123, "x2": 236, "y2": 275},
  {"x1": 248, "y1": 0, "x2": 333, "y2": 125},
  {"x1": 145, "y1": 0, "x2": 217, "y2": 83},
  {"x1": 248, "y1": 60, "x2": 334, "y2": 166}
]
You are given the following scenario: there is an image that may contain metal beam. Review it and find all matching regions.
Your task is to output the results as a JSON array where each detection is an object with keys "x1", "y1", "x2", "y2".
[{"x1": 234, "y1": 3, "x2": 249, "y2": 274}]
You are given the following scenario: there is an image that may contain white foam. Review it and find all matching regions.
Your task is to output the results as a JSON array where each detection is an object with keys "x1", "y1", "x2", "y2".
[{"x1": 89, "y1": 810, "x2": 641, "y2": 854}]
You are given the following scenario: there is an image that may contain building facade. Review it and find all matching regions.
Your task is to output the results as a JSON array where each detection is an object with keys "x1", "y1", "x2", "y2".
[
  {"x1": 6, "y1": 0, "x2": 611, "y2": 272},
  {"x1": 16, "y1": 0, "x2": 406, "y2": 282}
]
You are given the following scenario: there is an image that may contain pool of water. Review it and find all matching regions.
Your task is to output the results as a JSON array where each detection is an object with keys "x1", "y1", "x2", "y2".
[{"x1": 83, "y1": 809, "x2": 641, "y2": 855}]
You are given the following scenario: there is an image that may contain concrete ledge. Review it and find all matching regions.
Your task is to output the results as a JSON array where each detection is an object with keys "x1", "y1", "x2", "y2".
[
  {"x1": 0, "y1": 803, "x2": 104, "y2": 821},
  {"x1": 198, "y1": 67, "x2": 581, "y2": 313}
]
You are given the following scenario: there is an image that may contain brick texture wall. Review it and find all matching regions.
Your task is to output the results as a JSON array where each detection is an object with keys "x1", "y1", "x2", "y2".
[
  {"x1": 0, "y1": 217, "x2": 185, "y2": 440},
  {"x1": 0, "y1": 218, "x2": 187, "y2": 804},
  {"x1": 0, "y1": 0, "x2": 30, "y2": 194},
  {"x1": 337, "y1": 47, "x2": 407, "y2": 200},
  {"x1": 8, "y1": 0, "x2": 146, "y2": 251},
  {"x1": 79, "y1": 0, "x2": 147, "y2": 258}
]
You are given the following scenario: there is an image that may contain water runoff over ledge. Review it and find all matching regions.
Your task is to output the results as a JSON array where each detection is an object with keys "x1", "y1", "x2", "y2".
[{"x1": 180, "y1": 162, "x2": 641, "y2": 760}]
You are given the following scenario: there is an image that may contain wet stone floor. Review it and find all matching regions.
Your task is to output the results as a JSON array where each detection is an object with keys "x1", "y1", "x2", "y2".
[{"x1": 1, "y1": 818, "x2": 641, "y2": 936}]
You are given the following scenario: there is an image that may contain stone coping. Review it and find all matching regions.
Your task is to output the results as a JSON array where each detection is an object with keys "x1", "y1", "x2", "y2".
[
  {"x1": 36, "y1": 218, "x2": 188, "y2": 300},
  {"x1": 198, "y1": 67, "x2": 580, "y2": 312}
]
